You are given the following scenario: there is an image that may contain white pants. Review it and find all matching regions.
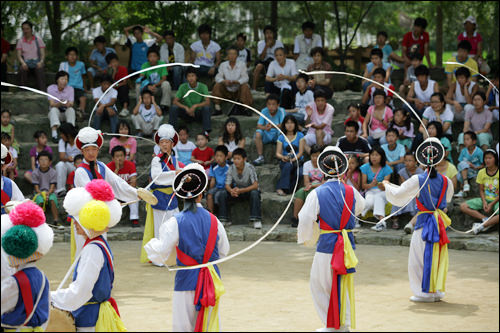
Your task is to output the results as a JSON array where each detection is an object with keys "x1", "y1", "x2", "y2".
[
  {"x1": 408, "y1": 228, "x2": 444, "y2": 299},
  {"x1": 49, "y1": 107, "x2": 76, "y2": 128},
  {"x1": 310, "y1": 252, "x2": 351, "y2": 331},
  {"x1": 172, "y1": 290, "x2": 219, "y2": 332},
  {"x1": 135, "y1": 81, "x2": 172, "y2": 107},
  {"x1": 362, "y1": 188, "x2": 387, "y2": 217},
  {"x1": 131, "y1": 114, "x2": 163, "y2": 135},
  {"x1": 55, "y1": 161, "x2": 76, "y2": 193},
  {"x1": 305, "y1": 132, "x2": 333, "y2": 147},
  {"x1": 76, "y1": 327, "x2": 95, "y2": 332},
  {"x1": 129, "y1": 202, "x2": 139, "y2": 220},
  {"x1": 153, "y1": 208, "x2": 178, "y2": 239}
]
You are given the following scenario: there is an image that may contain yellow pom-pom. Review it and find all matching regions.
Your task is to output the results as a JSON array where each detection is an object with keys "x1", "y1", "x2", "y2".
[{"x1": 79, "y1": 200, "x2": 110, "y2": 232}]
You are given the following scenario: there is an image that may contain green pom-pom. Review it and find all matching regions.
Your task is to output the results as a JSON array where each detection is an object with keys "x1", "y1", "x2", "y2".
[{"x1": 1, "y1": 225, "x2": 38, "y2": 259}]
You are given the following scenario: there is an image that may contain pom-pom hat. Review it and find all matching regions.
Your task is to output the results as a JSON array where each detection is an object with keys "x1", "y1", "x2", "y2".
[
  {"x1": 416, "y1": 138, "x2": 445, "y2": 167},
  {"x1": 154, "y1": 124, "x2": 179, "y2": 147},
  {"x1": 173, "y1": 163, "x2": 208, "y2": 199},
  {"x1": 318, "y1": 146, "x2": 349, "y2": 178},
  {"x1": 1, "y1": 143, "x2": 12, "y2": 165},
  {"x1": 75, "y1": 127, "x2": 104, "y2": 150}
]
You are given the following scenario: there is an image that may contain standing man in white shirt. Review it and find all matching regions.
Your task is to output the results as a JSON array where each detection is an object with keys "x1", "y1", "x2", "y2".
[
  {"x1": 293, "y1": 21, "x2": 323, "y2": 71},
  {"x1": 160, "y1": 30, "x2": 186, "y2": 90},
  {"x1": 252, "y1": 25, "x2": 284, "y2": 92},
  {"x1": 190, "y1": 24, "x2": 221, "y2": 80}
]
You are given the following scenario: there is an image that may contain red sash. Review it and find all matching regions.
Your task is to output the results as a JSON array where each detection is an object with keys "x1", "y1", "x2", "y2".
[
  {"x1": 1, "y1": 189, "x2": 10, "y2": 206},
  {"x1": 14, "y1": 271, "x2": 34, "y2": 322},
  {"x1": 79, "y1": 162, "x2": 103, "y2": 179},
  {"x1": 157, "y1": 154, "x2": 177, "y2": 171},
  {"x1": 175, "y1": 213, "x2": 218, "y2": 332}
]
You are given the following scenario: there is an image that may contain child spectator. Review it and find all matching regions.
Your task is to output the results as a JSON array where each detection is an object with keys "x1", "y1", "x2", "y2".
[
  {"x1": 381, "y1": 128, "x2": 406, "y2": 176},
  {"x1": 458, "y1": 91, "x2": 493, "y2": 151},
  {"x1": 253, "y1": 94, "x2": 286, "y2": 165},
  {"x1": 88, "y1": 35, "x2": 116, "y2": 88},
  {"x1": 169, "y1": 67, "x2": 211, "y2": 136},
  {"x1": 109, "y1": 120, "x2": 137, "y2": 162},
  {"x1": 288, "y1": 73, "x2": 314, "y2": 126},
  {"x1": 32, "y1": 151, "x2": 60, "y2": 226},
  {"x1": 362, "y1": 89, "x2": 394, "y2": 147},
  {"x1": 159, "y1": 30, "x2": 186, "y2": 90},
  {"x1": 191, "y1": 132, "x2": 214, "y2": 171},
  {"x1": 55, "y1": 123, "x2": 80, "y2": 196},
  {"x1": 398, "y1": 52, "x2": 423, "y2": 96},
  {"x1": 374, "y1": 31, "x2": 405, "y2": 65},
  {"x1": 222, "y1": 148, "x2": 262, "y2": 229},
  {"x1": 435, "y1": 153, "x2": 458, "y2": 191},
  {"x1": 486, "y1": 70, "x2": 499, "y2": 120},
  {"x1": 1, "y1": 110, "x2": 19, "y2": 153},
  {"x1": 124, "y1": 25, "x2": 160, "y2": 73},
  {"x1": 252, "y1": 25, "x2": 284, "y2": 91},
  {"x1": 341, "y1": 154, "x2": 362, "y2": 192},
  {"x1": 66, "y1": 154, "x2": 83, "y2": 191},
  {"x1": 47, "y1": 70, "x2": 76, "y2": 143},
  {"x1": 59, "y1": 46, "x2": 87, "y2": 118},
  {"x1": 236, "y1": 33, "x2": 252, "y2": 68},
  {"x1": 107, "y1": 145, "x2": 139, "y2": 227},
  {"x1": 402, "y1": 17, "x2": 432, "y2": 69},
  {"x1": 361, "y1": 146, "x2": 393, "y2": 231},
  {"x1": 425, "y1": 121, "x2": 453, "y2": 162},
  {"x1": 336, "y1": 121, "x2": 371, "y2": 160},
  {"x1": 293, "y1": 21, "x2": 322, "y2": 71},
  {"x1": 207, "y1": 145, "x2": 230, "y2": 224},
  {"x1": 190, "y1": 23, "x2": 221, "y2": 79},
  {"x1": 445, "y1": 40, "x2": 479, "y2": 87},
  {"x1": 405, "y1": 65, "x2": 439, "y2": 118},
  {"x1": 136, "y1": 48, "x2": 172, "y2": 112},
  {"x1": 1, "y1": 132, "x2": 17, "y2": 180},
  {"x1": 362, "y1": 48, "x2": 392, "y2": 91},
  {"x1": 173, "y1": 126, "x2": 196, "y2": 166},
  {"x1": 131, "y1": 89, "x2": 163, "y2": 137},
  {"x1": 456, "y1": 131, "x2": 484, "y2": 197},
  {"x1": 389, "y1": 108, "x2": 414, "y2": 152},
  {"x1": 92, "y1": 74, "x2": 118, "y2": 133},
  {"x1": 306, "y1": 47, "x2": 333, "y2": 99},
  {"x1": 290, "y1": 144, "x2": 324, "y2": 227},
  {"x1": 218, "y1": 117, "x2": 245, "y2": 161},
  {"x1": 344, "y1": 103, "x2": 365, "y2": 137},
  {"x1": 24, "y1": 130, "x2": 53, "y2": 184},
  {"x1": 361, "y1": 68, "x2": 395, "y2": 111},
  {"x1": 304, "y1": 89, "x2": 334, "y2": 154},
  {"x1": 460, "y1": 149, "x2": 499, "y2": 234},
  {"x1": 417, "y1": 92, "x2": 454, "y2": 143},
  {"x1": 445, "y1": 67, "x2": 478, "y2": 121},
  {"x1": 106, "y1": 53, "x2": 130, "y2": 116},
  {"x1": 265, "y1": 47, "x2": 298, "y2": 109},
  {"x1": 275, "y1": 115, "x2": 305, "y2": 196}
]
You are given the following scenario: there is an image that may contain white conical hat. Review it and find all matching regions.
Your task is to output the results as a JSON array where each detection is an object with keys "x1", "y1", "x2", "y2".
[
  {"x1": 1, "y1": 144, "x2": 12, "y2": 165},
  {"x1": 75, "y1": 127, "x2": 104, "y2": 150},
  {"x1": 154, "y1": 124, "x2": 179, "y2": 147}
]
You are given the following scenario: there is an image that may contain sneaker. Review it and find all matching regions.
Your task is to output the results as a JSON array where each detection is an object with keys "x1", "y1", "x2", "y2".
[
  {"x1": 454, "y1": 191, "x2": 465, "y2": 198},
  {"x1": 409, "y1": 295, "x2": 435, "y2": 303},
  {"x1": 253, "y1": 220, "x2": 262, "y2": 229},
  {"x1": 56, "y1": 190, "x2": 67, "y2": 198},
  {"x1": 76, "y1": 108, "x2": 85, "y2": 121},
  {"x1": 404, "y1": 222, "x2": 414, "y2": 234},
  {"x1": 354, "y1": 221, "x2": 361, "y2": 229},
  {"x1": 253, "y1": 155, "x2": 265, "y2": 166},
  {"x1": 472, "y1": 222, "x2": 492, "y2": 235},
  {"x1": 392, "y1": 218, "x2": 399, "y2": 230},
  {"x1": 251, "y1": 89, "x2": 258, "y2": 94},
  {"x1": 463, "y1": 183, "x2": 470, "y2": 192},
  {"x1": 291, "y1": 217, "x2": 299, "y2": 228},
  {"x1": 131, "y1": 219, "x2": 140, "y2": 228},
  {"x1": 371, "y1": 221, "x2": 386, "y2": 232},
  {"x1": 51, "y1": 136, "x2": 59, "y2": 144},
  {"x1": 219, "y1": 218, "x2": 232, "y2": 227},
  {"x1": 119, "y1": 108, "x2": 130, "y2": 117}
]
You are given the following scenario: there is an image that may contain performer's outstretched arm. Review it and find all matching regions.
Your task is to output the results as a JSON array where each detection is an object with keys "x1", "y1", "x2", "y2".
[
  {"x1": 1, "y1": 276, "x2": 18, "y2": 315},
  {"x1": 150, "y1": 156, "x2": 177, "y2": 186},
  {"x1": 384, "y1": 175, "x2": 420, "y2": 207},
  {"x1": 144, "y1": 216, "x2": 179, "y2": 266},
  {"x1": 297, "y1": 190, "x2": 320, "y2": 244}
]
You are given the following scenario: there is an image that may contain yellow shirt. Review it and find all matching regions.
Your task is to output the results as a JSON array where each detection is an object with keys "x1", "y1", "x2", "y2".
[
  {"x1": 445, "y1": 56, "x2": 479, "y2": 83},
  {"x1": 476, "y1": 168, "x2": 499, "y2": 202}
]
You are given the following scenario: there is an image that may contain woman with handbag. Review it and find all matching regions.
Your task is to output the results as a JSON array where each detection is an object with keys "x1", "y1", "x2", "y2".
[{"x1": 16, "y1": 21, "x2": 46, "y2": 90}]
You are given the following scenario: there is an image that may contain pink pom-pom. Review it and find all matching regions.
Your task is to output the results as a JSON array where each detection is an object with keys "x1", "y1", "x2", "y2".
[
  {"x1": 10, "y1": 201, "x2": 46, "y2": 228},
  {"x1": 85, "y1": 179, "x2": 115, "y2": 202}
]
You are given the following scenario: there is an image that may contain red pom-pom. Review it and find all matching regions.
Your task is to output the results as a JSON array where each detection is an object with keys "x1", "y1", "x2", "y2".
[
  {"x1": 10, "y1": 201, "x2": 46, "y2": 228},
  {"x1": 85, "y1": 179, "x2": 115, "y2": 201}
]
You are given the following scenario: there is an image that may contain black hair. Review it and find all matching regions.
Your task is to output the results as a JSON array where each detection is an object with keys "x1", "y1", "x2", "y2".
[
  {"x1": 55, "y1": 70, "x2": 69, "y2": 83},
  {"x1": 281, "y1": 114, "x2": 299, "y2": 135},
  {"x1": 65, "y1": 47, "x2": 78, "y2": 55},
  {"x1": 140, "y1": 89, "x2": 153, "y2": 98},
  {"x1": 390, "y1": 108, "x2": 412, "y2": 131},
  {"x1": 73, "y1": 154, "x2": 84, "y2": 163},
  {"x1": 345, "y1": 120, "x2": 360, "y2": 133},
  {"x1": 177, "y1": 125, "x2": 189, "y2": 134},
  {"x1": 117, "y1": 120, "x2": 131, "y2": 135},
  {"x1": 414, "y1": 17, "x2": 428, "y2": 29},
  {"x1": 310, "y1": 46, "x2": 325, "y2": 58},
  {"x1": 21, "y1": 21, "x2": 33, "y2": 29},
  {"x1": 296, "y1": 73, "x2": 309, "y2": 82},
  {"x1": 147, "y1": 47, "x2": 160, "y2": 57},
  {"x1": 314, "y1": 88, "x2": 328, "y2": 100},
  {"x1": 370, "y1": 48, "x2": 383, "y2": 59},
  {"x1": 430, "y1": 92, "x2": 446, "y2": 108},
  {"x1": 132, "y1": 25, "x2": 144, "y2": 33},
  {"x1": 236, "y1": 33, "x2": 247, "y2": 41},
  {"x1": 263, "y1": 25, "x2": 276, "y2": 36},
  {"x1": 185, "y1": 67, "x2": 198, "y2": 77},
  {"x1": 427, "y1": 121, "x2": 443, "y2": 139},
  {"x1": 310, "y1": 144, "x2": 324, "y2": 155},
  {"x1": 100, "y1": 74, "x2": 113, "y2": 84},
  {"x1": 463, "y1": 130, "x2": 477, "y2": 141},
  {"x1": 93, "y1": 35, "x2": 106, "y2": 45},
  {"x1": 302, "y1": 21, "x2": 316, "y2": 31},
  {"x1": 472, "y1": 90, "x2": 487, "y2": 101},
  {"x1": 386, "y1": 128, "x2": 399, "y2": 137},
  {"x1": 1, "y1": 132, "x2": 11, "y2": 141},
  {"x1": 274, "y1": 47, "x2": 285, "y2": 55},
  {"x1": 373, "y1": 67, "x2": 386, "y2": 77},
  {"x1": 197, "y1": 132, "x2": 209, "y2": 140},
  {"x1": 111, "y1": 145, "x2": 127, "y2": 157},
  {"x1": 455, "y1": 66, "x2": 471, "y2": 79},
  {"x1": 404, "y1": 151, "x2": 417, "y2": 160},
  {"x1": 1, "y1": 109, "x2": 11, "y2": 116},
  {"x1": 408, "y1": 52, "x2": 423, "y2": 61},
  {"x1": 105, "y1": 53, "x2": 119, "y2": 64},
  {"x1": 483, "y1": 149, "x2": 499, "y2": 167},
  {"x1": 266, "y1": 94, "x2": 280, "y2": 103},
  {"x1": 215, "y1": 145, "x2": 229, "y2": 156},
  {"x1": 373, "y1": 89, "x2": 386, "y2": 99},
  {"x1": 369, "y1": 146, "x2": 387, "y2": 167},
  {"x1": 37, "y1": 150, "x2": 52, "y2": 161},
  {"x1": 198, "y1": 23, "x2": 212, "y2": 36},
  {"x1": 33, "y1": 130, "x2": 47, "y2": 139},
  {"x1": 58, "y1": 123, "x2": 78, "y2": 140},
  {"x1": 377, "y1": 31, "x2": 388, "y2": 39},
  {"x1": 347, "y1": 103, "x2": 361, "y2": 111},
  {"x1": 163, "y1": 30, "x2": 175, "y2": 37},
  {"x1": 457, "y1": 40, "x2": 472, "y2": 52},
  {"x1": 232, "y1": 147, "x2": 247, "y2": 159},
  {"x1": 414, "y1": 64, "x2": 429, "y2": 77},
  {"x1": 222, "y1": 117, "x2": 243, "y2": 146},
  {"x1": 227, "y1": 45, "x2": 239, "y2": 53}
]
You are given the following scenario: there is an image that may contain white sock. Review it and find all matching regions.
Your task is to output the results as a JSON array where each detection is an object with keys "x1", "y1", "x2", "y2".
[
  {"x1": 215, "y1": 104, "x2": 221, "y2": 111},
  {"x1": 52, "y1": 129, "x2": 57, "y2": 137}
]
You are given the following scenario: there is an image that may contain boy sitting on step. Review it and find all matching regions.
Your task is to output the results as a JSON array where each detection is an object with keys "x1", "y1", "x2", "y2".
[{"x1": 32, "y1": 151, "x2": 61, "y2": 226}]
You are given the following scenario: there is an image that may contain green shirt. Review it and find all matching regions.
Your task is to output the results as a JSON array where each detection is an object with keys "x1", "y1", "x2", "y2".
[
  {"x1": 176, "y1": 82, "x2": 209, "y2": 108},
  {"x1": 141, "y1": 60, "x2": 168, "y2": 83}
]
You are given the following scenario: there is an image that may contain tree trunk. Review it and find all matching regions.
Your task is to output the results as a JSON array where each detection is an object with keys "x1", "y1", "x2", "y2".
[
  {"x1": 435, "y1": 2, "x2": 443, "y2": 68},
  {"x1": 45, "y1": 1, "x2": 62, "y2": 55},
  {"x1": 494, "y1": 1, "x2": 499, "y2": 59},
  {"x1": 271, "y1": 1, "x2": 278, "y2": 28},
  {"x1": 333, "y1": 1, "x2": 345, "y2": 70}
]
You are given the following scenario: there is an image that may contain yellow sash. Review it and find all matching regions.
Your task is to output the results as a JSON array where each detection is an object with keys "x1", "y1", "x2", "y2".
[
  {"x1": 32, "y1": 192, "x2": 47, "y2": 211},
  {"x1": 198, "y1": 265, "x2": 225, "y2": 332},
  {"x1": 84, "y1": 301, "x2": 127, "y2": 332}
]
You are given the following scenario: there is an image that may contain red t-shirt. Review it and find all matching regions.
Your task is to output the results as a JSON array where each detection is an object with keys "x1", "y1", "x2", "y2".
[
  {"x1": 191, "y1": 147, "x2": 214, "y2": 169},
  {"x1": 114, "y1": 65, "x2": 129, "y2": 81},
  {"x1": 66, "y1": 170, "x2": 76, "y2": 187},
  {"x1": 402, "y1": 31, "x2": 429, "y2": 57},
  {"x1": 1, "y1": 38, "x2": 10, "y2": 55},
  {"x1": 457, "y1": 31, "x2": 482, "y2": 56},
  {"x1": 106, "y1": 160, "x2": 137, "y2": 183}
]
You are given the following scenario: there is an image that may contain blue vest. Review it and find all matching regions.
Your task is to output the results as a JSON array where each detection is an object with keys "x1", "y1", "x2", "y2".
[
  {"x1": 150, "y1": 155, "x2": 178, "y2": 211},
  {"x1": 1, "y1": 176, "x2": 13, "y2": 214},
  {"x1": 72, "y1": 237, "x2": 114, "y2": 328},
  {"x1": 1, "y1": 267, "x2": 50, "y2": 328},
  {"x1": 415, "y1": 172, "x2": 448, "y2": 231},
  {"x1": 77, "y1": 161, "x2": 106, "y2": 181},
  {"x1": 174, "y1": 207, "x2": 221, "y2": 292}
]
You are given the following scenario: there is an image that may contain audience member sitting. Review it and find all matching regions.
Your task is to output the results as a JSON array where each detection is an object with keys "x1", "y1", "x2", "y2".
[
  {"x1": 1, "y1": 110, "x2": 19, "y2": 152},
  {"x1": 88, "y1": 35, "x2": 116, "y2": 87},
  {"x1": 426, "y1": 121, "x2": 453, "y2": 162},
  {"x1": 458, "y1": 91, "x2": 493, "y2": 151},
  {"x1": 252, "y1": 25, "x2": 284, "y2": 92},
  {"x1": 124, "y1": 25, "x2": 160, "y2": 74},
  {"x1": 47, "y1": 70, "x2": 76, "y2": 143},
  {"x1": 304, "y1": 89, "x2": 334, "y2": 154},
  {"x1": 458, "y1": 16, "x2": 485, "y2": 71},
  {"x1": 218, "y1": 117, "x2": 245, "y2": 161},
  {"x1": 265, "y1": 47, "x2": 298, "y2": 109},
  {"x1": 109, "y1": 120, "x2": 137, "y2": 162},
  {"x1": 236, "y1": 33, "x2": 252, "y2": 68},
  {"x1": 361, "y1": 68, "x2": 395, "y2": 112},
  {"x1": 381, "y1": 128, "x2": 405, "y2": 175},
  {"x1": 65, "y1": 154, "x2": 83, "y2": 191},
  {"x1": 445, "y1": 40, "x2": 479, "y2": 87},
  {"x1": 275, "y1": 115, "x2": 305, "y2": 196},
  {"x1": 455, "y1": 131, "x2": 484, "y2": 198},
  {"x1": 55, "y1": 123, "x2": 80, "y2": 196},
  {"x1": 336, "y1": 121, "x2": 371, "y2": 160},
  {"x1": 435, "y1": 153, "x2": 458, "y2": 191},
  {"x1": 253, "y1": 94, "x2": 285, "y2": 166},
  {"x1": 293, "y1": 21, "x2": 322, "y2": 71},
  {"x1": 362, "y1": 89, "x2": 393, "y2": 147},
  {"x1": 173, "y1": 126, "x2": 196, "y2": 166},
  {"x1": 1, "y1": 132, "x2": 17, "y2": 180},
  {"x1": 16, "y1": 20, "x2": 46, "y2": 90},
  {"x1": 159, "y1": 30, "x2": 186, "y2": 90},
  {"x1": 460, "y1": 149, "x2": 499, "y2": 234},
  {"x1": 398, "y1": 52, "x2": 423, "y2": 96},
  {"x1": 362, "y1": 48, "x2": 392, "y2": 92},
  {"x1": 92, "y1": 74, "x2": 118, "y2": 133},
  {"x1": 207, "y1": 145, "x2": 230, "y2": 224},
  {"x1": 445, "y1": 67, "x2": 477, "y2": 121},
  {"x1": 190, "y1": 23, "x2": 221, "y2": 79},
  {"x1": 59, "y1": 47, "x2": 87, "y2": 118},
  {"x1": 344, "y1": 103, "x2": 364, "y2": 137},
  {"x1": 169, "y1": 67, "x2": 212, "y2": 136},
  {"x1": 191, "y1": 132, "x2": 214, "y2": 171},
  {"x1": 373, "y1": 31, "x2": 405, "y2": 65},
  {"x1": 213, "y1": 45, "x2": 253, "y2": 114},
  {"x1": 486, "y1": 70, "x2": 499, "y2": 121},
  {"x1": 106, "y1": 53, "x2": 130, "y2": 116},
  {"x1": 288, "y1": 73, "x2": 314, "y2": 126},
  {"x1": 341, "y1": 154, "x2": 362, "y2": 192},
  {"x1": 401, "y1": 17, "x2": 432, "y2": 70},
  {"x1": 131, "y1": 89, "x2": 163, "y2": 137},
  {"x1": 32, "y1": 151, "x2": 60, "y2": 226},
  {"x1": 389, "y1": 108, "x2": 414, "y2": 152},
  {"x1": 24, "y1": 130, "x2": 53, "y2": 184},
  {"x1": 405, "y1": 64, "x2": 439, "y2": 118},
  {"x1": 306, "y1": 47, "x2": 333, "y2": 99},
  {"x1": 417, "y1": 92, "x2": 454, "y2": 144}
]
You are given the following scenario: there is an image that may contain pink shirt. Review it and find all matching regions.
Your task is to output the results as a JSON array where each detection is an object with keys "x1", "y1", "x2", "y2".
[
  {"x1": 457, "y1": 31, "x2": 482, "y2": 56},
  {"x1": 367, "y1": 105, "x2": 393, "y2": 131},
  {"x1": 109, "y1": 137, "x2": 137, "y2": 162},
  {"x1": 306, "y1": 102, "x2": 335, "y2": 135},
  {"x1": 16, "y1": 35, "x2": 45, "y2": 60}
]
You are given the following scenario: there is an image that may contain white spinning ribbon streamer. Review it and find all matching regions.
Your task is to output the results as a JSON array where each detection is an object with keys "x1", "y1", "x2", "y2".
[{"x1": 1, "y1": 81, "x2": 68, "y2": 104}]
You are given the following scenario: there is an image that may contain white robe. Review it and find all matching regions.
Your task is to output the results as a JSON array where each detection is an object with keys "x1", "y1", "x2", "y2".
[
  {"x1": 144, "y1": 203, "x2": 230, "y2": 332},
  {"x1": 297, "y1": 178, "x2": 365, "y2": 331},
  {"x1": 1, "y1": 176, "x2": 25, "y2": 202},
  {"x1": 384, "y1": 174, "x2": 454, "y2": 299}
]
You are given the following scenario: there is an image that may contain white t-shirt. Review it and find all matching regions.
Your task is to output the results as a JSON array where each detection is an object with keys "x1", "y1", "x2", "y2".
[
  {"x1": 295, "y1": 90, "x2": 314, "y2": 116},
  {"x1": 302, "y1": 160, "x2": 323, "y2": 185},
  {"x1": 422, "y1": 105, "x2": 454, "y2": 135},
  {"x1": 266, "y1": 59, "x2": 298, "y2": 90},
  {"x1": 190, "y1": 40, "x2": 221, "y2": 67},
  {"x1": 139, "y1": 104, "x2": 156, "y2": 123},
  {"x1": 58, "y1": 139, "x2": 81, "y2": 158},
  {"x1": 257, "y1": 40, "x2": 284, "y2": 61},
  {"x1": 92, "y1": 87, "x2": 118, "y2": 106}
]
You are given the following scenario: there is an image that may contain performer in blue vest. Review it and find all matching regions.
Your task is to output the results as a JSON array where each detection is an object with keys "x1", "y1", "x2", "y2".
[
  {"x1": 1, "y1": 144, "x2": 25, "y2": 215},
  {"x1": 144, "y1": 163, "x2": 230, "y2": 332},
  {"x1": 51, "y1": 179, "x2": 126, "y2": 331},
  {"x1": 298, "y1": 146, "x2": 365, "y2": 332},
  {"x1": 1, "y1": 201, "x2": 54, "y2": 331},
  {"x1": 383, "y1": 138, "x2": 454, "y2": 303}
]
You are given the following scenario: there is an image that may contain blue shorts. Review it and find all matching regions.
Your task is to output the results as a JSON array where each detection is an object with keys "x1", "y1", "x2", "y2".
[{"x1": 255, "y1": 129, "x2": 280, "y2": 144}]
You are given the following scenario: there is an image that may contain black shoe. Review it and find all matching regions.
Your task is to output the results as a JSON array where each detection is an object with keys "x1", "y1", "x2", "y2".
[
  {"x1": 131, "y1": 219, "x2": 140, "y2": 228},
  {"x1": 160, "y1": 105, "x2": 169, "y2": 114},
  {"x1": 52, "y1": 136, "x2": 59, "y2": 144},
  {"x1": 291, "y1": 217, "x2": 299, "y2": 228},
  {"x1": 212, "y1": 108, "x2": 223, "y2": 116}
]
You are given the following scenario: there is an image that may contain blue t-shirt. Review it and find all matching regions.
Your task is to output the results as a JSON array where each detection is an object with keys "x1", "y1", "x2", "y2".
[
  {"x1": 374, "y1": 44, "x2": 393, "y2": 63},
  {"x1": 89, "y1": 47, "x2": 116, "y2": 70},
  {"x1": 257, "y1": 107, "x2": 286, "y2": 136},
  {"x1": 59, "y1": 61, "x2": 86, "y2": 90},
  {"x1": 458, "y1": 146, "x2": 484, "y2": 167},
  {"x1": 278, "y1": 132, "x2": 305, "y2": 160},
  {"x1": 381, "y1": 143, "x2": 405, "y2": 163},
  {"x1": 360, "y1": 163, "x2": 393, "y2": 183},
  {"x1": 440, "y1": 137, "x2": 453, "y2": 162},
  {"x1": 366, "y1": 61, "x2": 392, "y2": 83},
  {"x1": 131, "y1": 42, "x2": 150, "y2": 72},
  {"x1": 209, "y1": 164, "x2": 229, "y2": 189}
]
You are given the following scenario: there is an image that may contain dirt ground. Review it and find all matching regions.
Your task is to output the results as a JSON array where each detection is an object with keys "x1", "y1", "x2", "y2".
[{"x1": 38, "y1": 241, "x2": 499, "y2": 332}]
